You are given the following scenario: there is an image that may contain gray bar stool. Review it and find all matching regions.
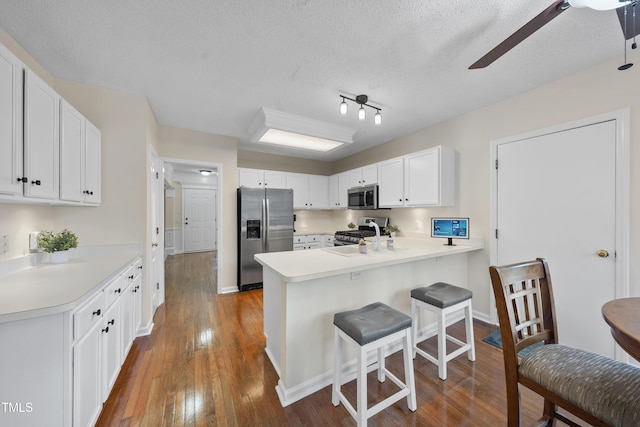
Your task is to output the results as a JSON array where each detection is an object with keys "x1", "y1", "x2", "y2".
[
  {"x1": 411, "y1": 282, "x2": 475, "y2": 380},
  {"x1": 332, "y1": 302, "x2": 417, "y2": 426}
]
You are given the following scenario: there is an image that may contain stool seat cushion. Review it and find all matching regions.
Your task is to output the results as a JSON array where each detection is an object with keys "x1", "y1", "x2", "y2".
[
  {"x1": 519, "y1": 344, "x2": 640, "y2": 426},
  {"x1": 334, "y1": 302, "x2": 411, "y2": 346},
  {"x1": 411, "y1": 282, "x2": 472, "y2": 308}
]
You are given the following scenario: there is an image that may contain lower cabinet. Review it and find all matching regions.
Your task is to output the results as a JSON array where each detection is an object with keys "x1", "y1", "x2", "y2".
[{"x1": 71, "y1": 256, "x2": 142, "y2": 427}]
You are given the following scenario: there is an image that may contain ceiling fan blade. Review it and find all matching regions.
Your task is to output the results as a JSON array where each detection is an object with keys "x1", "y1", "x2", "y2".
[
  {"x1": 469, "y1": 0, "x2": 569, "y2": 69},
  {"x1": 616, "y1": 3, "x2": 640, "y2": 40}
]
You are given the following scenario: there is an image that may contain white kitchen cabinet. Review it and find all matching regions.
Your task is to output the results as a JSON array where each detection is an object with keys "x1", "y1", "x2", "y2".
[
  {"x1": 378, "y1": 146, "x2": 456, "y2": 208},
  {"x1": 238, "y1": 168, "x2": 286, "y2": 189},
  {"x1": 348, "y1": 164, "x2": 378, "y2": 188},
  {"x1": 0, "y1": 42, "x2": 24, "y2": 195},
  {"x1": 378, "y1": 156, "x2": 405, "y2": 207},
  {"x1": 72, "y1": 290, "x2": 105, "y2": 427},
  {"x1": 329, "y1": 172, "x2": 349, "y2": 208},
  {"x1": 101, "y1": 300, "x2": 121, "y2": 401},
  {"x1": 286, "y1": 173, "x2": 329, "y2": 209},
  {"x1": 322, "y1": 235, "x2": 334, "y2": 247},
  {"x1": 308, "y1": 175, "x2": 329, "y2": 209},
  {"x1": 293, "y1": 234, "x2": 323, "y2": 250},
  {"x1": 404, "y1": 146, "x2": 455, "y2": 206},
  {"x1": 23, "y1": 69, "x2": 60, "y2": 200},
  {"x1": 71, "y1": 256, "x2": 142, "y2": 427},
  {"x1": 60, "y1": 100, "x2": 102, "y2": 205}
]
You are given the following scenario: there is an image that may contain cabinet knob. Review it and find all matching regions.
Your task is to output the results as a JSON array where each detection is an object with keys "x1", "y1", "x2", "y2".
[
  {"x1": 31, "y1": 180, "x2": 41, "y2": 186},
  {"x1": 138, "y1": 265, "x2": 143, "y2": 269},
  {"x1": 399, "y1": 199, "x2": 402, "y2": 202},
  {"x1": 115, "y1": 288, "x2": 121, "y2": 294},
  {"x1": 17, "y1": 177, "x2": 27, "y2": 183},
  {"x1": 102, "y1": 326, "x2": 109, "y2": 333},
  {"x1": 129, "y1": 275, "x2": 134, "y2": 280},
  {"x1": 108, "y1": 319, "x2": 115, "y2": 326},
  {"x1": 92, "y1": 309, "x2": 101, "y2": 316}
]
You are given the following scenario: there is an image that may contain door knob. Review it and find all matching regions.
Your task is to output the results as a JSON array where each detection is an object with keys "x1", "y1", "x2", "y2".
[{"x1": 597, "y1": 249, "x2": 609, "y2": 258}]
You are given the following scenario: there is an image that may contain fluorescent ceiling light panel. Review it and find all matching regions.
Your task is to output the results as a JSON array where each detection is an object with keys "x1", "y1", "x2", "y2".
[
  {"x1": 248, "y1": 107, "x2": 355, "y2": 153},
  {"x1": 258, "y1": 129, "x2": 344, "y2": 152}
]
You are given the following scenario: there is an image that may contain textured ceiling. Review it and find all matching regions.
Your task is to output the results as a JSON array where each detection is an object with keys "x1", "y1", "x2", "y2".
[{"x1": 0, "y1": 1, "x2": 631, "y2": 161}]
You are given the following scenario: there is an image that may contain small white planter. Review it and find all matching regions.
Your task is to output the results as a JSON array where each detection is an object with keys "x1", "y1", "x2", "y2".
[{"x1": 49, "y1": 251, "x2": 70, "y2": 264}]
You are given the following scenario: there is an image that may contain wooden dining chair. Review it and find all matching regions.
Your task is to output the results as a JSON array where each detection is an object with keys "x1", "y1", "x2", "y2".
[{"x1": 489, "y1": 258, "x2": 640, "y2": 427}]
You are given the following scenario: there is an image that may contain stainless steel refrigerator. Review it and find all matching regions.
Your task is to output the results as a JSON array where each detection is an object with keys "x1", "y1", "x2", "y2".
[{"x1": 237, "y1": 187, "x2": 294, "y2": 291}]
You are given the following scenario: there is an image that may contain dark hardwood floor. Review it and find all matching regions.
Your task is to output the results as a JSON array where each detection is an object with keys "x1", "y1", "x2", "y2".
[{"x1": 96, "y1": 251, "x2": 564, "y2": 426}]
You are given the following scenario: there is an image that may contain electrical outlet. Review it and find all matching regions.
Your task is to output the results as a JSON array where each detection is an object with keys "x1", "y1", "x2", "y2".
[
  {"x1": 29, "y1": 232, "x2": 40, "y2": 252},
  {"x1": 350, "y1": 271, "x2": 361, "y2": 280}
]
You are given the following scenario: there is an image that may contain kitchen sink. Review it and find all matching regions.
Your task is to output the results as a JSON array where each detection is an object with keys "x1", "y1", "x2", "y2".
[{"x1": 321, "y1": 245, "x2": 407, "y2": 257}]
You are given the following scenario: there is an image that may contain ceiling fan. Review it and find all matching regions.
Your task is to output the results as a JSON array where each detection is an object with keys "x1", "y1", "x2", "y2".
[{"x1": 469, "y1": 0, "x2": 640, "y2": 69}]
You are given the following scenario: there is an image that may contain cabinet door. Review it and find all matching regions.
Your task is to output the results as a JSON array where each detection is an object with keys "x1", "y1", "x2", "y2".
[
  {"x1": 308, "y1": 175, "x2": 328, "y2": 209},
  {"x1": 131, "y1": 275, "x2": 142, "y2": 337},
  {"x1": 59, "y1": 100, "x2": 84, "y2": 202},
  {"x1": 378, "y1": 157, "x2": 405, "y2": 207},
  {"x1": 238, "y1": 168, "x2": 264, "y2": 188},
  {"x1": 73, "y1": 323, "x2": 102, "y2": 427},
  {"x1": 0, "y1": 43, "x2": 23, "y2": 195},
  {"x1": 102, "y1": 302, "x2": 121, "y2": 401},
  {"x1": 120, "y1": 282, "x2": 133, "y2": 361},
  {"x1": 24, "y1": 70, "x2": 60, "y2": 199},
  {"x1": 361, "y1": 164, "x2": 378, "y2": 185},
  {"x1": 405, "y1": 148, "x2": 439, "y2": 206},
  {"x1": 263, "y1": 170, "x2": 286, "y2": 189},
  {"x1": 286, "y1": 173, "x2": 309, "y2": 209},
  {"x1": 84, "y1": 121, "x2": 101, "y2": 204},
  {"x1": 348, "y1": 168, "x2": 363, "y2": 188},
  {"x1": 328, "y1": 172, "x2": 349, "y2": 208}
]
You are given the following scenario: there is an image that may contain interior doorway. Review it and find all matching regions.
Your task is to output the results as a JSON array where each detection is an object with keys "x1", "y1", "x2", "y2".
[
  {"x1": 162, "y1": 158, "x2": 221, "y2": 292},
  {"x1": 490, "y1": 109, "x2": 630, "y2": 360},
  {"x1": 183, "y1": 187, "x2": 217, "y2": 253}
]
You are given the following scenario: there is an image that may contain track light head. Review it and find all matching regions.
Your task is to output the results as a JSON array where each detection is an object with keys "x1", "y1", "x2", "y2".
[{"x1": 338, "y1": 93, "x2": 382, "y2": 125}]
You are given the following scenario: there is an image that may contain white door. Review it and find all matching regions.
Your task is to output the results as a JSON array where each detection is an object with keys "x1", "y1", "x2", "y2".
[
  {"x1": 494, "y1": 119, "x2": 620, "y2": 358},
  {"x1": 183, "y1": 188, "x2": 216, "y2": 252}
]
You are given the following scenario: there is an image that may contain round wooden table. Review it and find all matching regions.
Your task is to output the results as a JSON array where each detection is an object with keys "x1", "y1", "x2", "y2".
[{"x1": 602, "y1": 297, "x2": 640, "y2": 362}]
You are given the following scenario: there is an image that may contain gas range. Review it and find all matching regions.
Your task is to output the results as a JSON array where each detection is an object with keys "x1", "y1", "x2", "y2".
[{"x1": 334, "y1": 217, "x2": 389, "y2": 246}]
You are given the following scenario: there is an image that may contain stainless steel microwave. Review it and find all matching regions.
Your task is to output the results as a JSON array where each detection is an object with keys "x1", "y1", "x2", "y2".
[{"x1": 347, "y1": 184, "x2": 378, "y2": 210}]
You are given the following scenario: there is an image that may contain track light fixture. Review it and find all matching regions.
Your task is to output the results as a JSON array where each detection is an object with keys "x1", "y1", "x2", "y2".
[{"x1": 339, "y1": 94, "x2": 382, "y2": 125}]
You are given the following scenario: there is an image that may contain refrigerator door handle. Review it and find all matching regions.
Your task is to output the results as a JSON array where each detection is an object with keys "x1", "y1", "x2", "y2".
[{"x1": 263, "y1": 197, "x2": 269, "y2": 252}]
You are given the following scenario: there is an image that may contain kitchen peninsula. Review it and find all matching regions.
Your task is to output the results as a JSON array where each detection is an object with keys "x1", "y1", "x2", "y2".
[{"x1": 255, "y1": 237, "x2": 483, "y2": 406}]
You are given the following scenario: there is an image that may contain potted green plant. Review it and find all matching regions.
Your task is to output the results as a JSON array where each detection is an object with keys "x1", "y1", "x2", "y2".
[
  {"x1": 347, "y1": 222, "x2": 356, "y2": 229},
  {"x1": 37, "y1": 229, "x2": 78, "y2": 264},
  {"x1": 384, "y1": 224, "x2": 400, "y2": 237}
]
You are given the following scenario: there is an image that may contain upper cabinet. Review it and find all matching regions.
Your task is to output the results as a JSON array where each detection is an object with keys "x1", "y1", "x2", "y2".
[
  {"x1": 0, "y1": 40, "x2": 102, "y2": 206},
  {"x1": 60, "y1": 100, "x2": 101, "y2": 204},
  {"x1": 286, "y1": 172, "x2": 329, "y2": 209},
  {"x1": 348, "y1": 164, "x2": 377, "y2": 188},
  {"x1": 23, "y1": 69, "x2": 60, "y2": 200},
  {"x1": 329, "y1": 171, "x2": 349, "y2": 208},
  {"x1": 0, "y1": 43, "x2": 23, "y2": 195},
  {"x1": 238, "y1": 168, "x2": 286, "y2": 189},
  {"x1": 378, "y1": 146, "x2": 455, "y2": 208}
]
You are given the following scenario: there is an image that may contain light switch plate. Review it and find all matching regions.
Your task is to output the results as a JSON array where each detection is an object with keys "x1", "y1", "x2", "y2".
[{"x1": 29, "y1": 232, "x2": 40, "y2": 252}]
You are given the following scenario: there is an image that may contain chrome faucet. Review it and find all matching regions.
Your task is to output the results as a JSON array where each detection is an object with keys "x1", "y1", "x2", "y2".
[{"x1": 368, "y1": 221, "x2": 381, "y2": 250}]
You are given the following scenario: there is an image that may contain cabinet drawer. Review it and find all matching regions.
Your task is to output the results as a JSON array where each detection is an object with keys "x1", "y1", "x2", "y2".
[
  {"x1": 293, "y1": 236, "x2": 306, "y2": 244},
  {"x1": 122, "y1": 265, "x2": 136, "y2": 286},
  {"x1": 74, "y1": 291, "x2": 106, "y2": 340},
  {"x1": 307, "y1": 235, "x2": 321, "y2": 243},
  {"x1": 104, "y1": 276, "x2": 124, "y2": 308}
]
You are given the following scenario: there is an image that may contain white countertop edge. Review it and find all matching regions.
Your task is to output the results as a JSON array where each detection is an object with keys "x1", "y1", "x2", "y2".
[
  {"x1": 0, "y1": 248, "x2": 142, "y2": 324},
  {"x1": 256, "y1": 237, "x2": 484, "y2": 283}
]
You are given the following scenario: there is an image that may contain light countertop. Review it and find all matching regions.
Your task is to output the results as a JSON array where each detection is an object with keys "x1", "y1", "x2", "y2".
[
  {"x1": 256, "y1": 237, "x2": 483, "y2": 283},
  {"x1": 0, "y1": 251, "x2": 140, "y2": 323}
]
